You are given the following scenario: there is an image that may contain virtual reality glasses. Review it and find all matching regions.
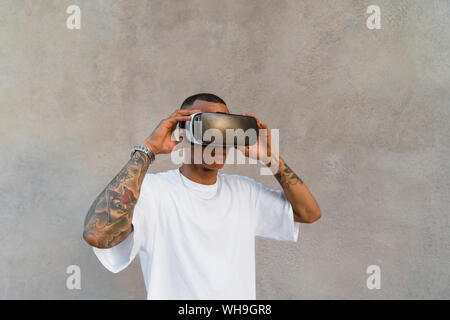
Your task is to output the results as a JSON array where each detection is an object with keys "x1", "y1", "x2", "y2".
[{"x1": 179, "y1": 112, "x2": 259, "y2": 147}]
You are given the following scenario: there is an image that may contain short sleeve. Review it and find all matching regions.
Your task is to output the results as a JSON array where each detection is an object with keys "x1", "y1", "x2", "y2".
[
  {"x1": 251, "y1": 179, "x2": 300, "y2": 242},
  {"x1": 92, "y1": 174, "x2": 155, "y2": 273}
]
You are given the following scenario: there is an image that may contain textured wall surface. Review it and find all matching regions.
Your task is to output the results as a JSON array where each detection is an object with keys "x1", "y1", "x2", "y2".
[{"x1": 1, "y1": 0, "x2": 449, "y2": 299}]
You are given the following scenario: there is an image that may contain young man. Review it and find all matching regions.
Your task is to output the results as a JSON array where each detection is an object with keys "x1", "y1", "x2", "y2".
[{"x1": 83, "y1": 93, "x2": 321, "y2": 299}]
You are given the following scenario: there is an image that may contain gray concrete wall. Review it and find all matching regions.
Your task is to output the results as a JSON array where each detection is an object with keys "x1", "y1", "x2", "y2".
[{"x1": 1, "y1": 0, "x2": 449, "y2": 299}]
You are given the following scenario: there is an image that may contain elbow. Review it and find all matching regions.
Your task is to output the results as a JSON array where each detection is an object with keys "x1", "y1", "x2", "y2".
[
  {"x1": 83, "y1": 228, "x2": 117, "y2": 249},
  {"x1": 310, "y1": 208, "x2": 322, "y2": 223},
  {"x1": 310, "y1": 211, "x2": 322, "y2": 223},
  {"x1": 83, "y1": 229, "x2": 97, "y2": 247},
  {"x1": 83, "y1": 229, "x2": 106, "y2": 248},
  {"x1": 301, "y1": 209, "x2": 322, "y2": 224}
]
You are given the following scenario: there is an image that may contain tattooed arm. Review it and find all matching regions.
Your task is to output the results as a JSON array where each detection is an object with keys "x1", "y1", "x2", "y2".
[
  {"x1": 83, "y1": 108, "x2": 200, "y2": 248},
  {"x1": 83, "y1": 151, "x2": 151, "y2": 248},
  {"x1": 239, "y1": 113, "x2": 321, "y2": 224},
  {"x1": 271, "y1": 155, "x2": 321, "y2": 223}
]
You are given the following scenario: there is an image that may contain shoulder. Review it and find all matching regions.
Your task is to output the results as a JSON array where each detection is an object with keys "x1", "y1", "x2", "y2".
[{"x1": 142, "y1": 169, "x2": 180, "y2": 189}]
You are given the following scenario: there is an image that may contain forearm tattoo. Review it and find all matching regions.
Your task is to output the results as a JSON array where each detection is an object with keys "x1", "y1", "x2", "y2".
[
  {"x1": 274, "y1": 159, "x2": 304, "y2": 188},
  {"x1": 83, "y1": 151, "x2": 150, "y2": 248}
]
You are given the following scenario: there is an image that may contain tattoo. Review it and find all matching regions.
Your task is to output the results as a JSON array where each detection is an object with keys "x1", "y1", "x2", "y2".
[
  {"x1": 274, "y1": 158, "x2": 303, "y2": 189},
  {"x1": 83, "y1": 151, "x2": 150, "y2": 248}
]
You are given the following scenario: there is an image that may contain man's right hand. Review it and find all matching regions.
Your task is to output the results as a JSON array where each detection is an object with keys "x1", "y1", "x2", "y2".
[{"x1": 142, "y1": 109, "x2": 200, "y2": 155}]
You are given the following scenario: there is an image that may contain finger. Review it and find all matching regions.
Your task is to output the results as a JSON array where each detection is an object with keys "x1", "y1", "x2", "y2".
[
  {"x1": 265, "y1": 126, "x2": 271, "y2": 140},
  {"x1": 249, "y1": 113, "x2": 262, "y2": 128},
  {"x1": 166, "y1": 115, "x2": 193, "y2": 124},
  {"x1": 170, "y1": 109, "x2": 202, "y2": 117},
  {"x1": 261, "y1": 122, "x2": 270, "y2": 134},
  {"x1": 163, "y1": 116, "x2": 192, "y2": 131},
  {"x1": 249, "y1": 113, "x2": 259, "y2": 123},
  {"x1": 260, "y1": 124, "x2": 271, "y2": 150},
  {"x1": 259, "y1": 123, "x2": 266, "y2": 136}
]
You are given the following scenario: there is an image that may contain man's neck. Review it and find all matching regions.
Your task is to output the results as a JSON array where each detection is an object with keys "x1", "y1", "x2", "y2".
[{"x1": 179, "y1": 164, "x2": 218, "y2": 185}]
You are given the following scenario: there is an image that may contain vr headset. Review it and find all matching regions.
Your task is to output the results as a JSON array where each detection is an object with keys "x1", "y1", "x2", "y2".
[{"x1": 179, "y1": 112, "x2": 259, "y2": 147}]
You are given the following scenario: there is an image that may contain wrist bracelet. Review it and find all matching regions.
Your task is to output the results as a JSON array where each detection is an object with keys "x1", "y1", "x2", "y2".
[{"x1": 131, "y1": 144, "x2": 156, "y2": 163}]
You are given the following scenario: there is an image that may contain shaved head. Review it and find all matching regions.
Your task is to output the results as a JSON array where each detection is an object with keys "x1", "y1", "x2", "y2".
[{"x1": 180, "y1": 93, "x2": 227, "y2": 111}]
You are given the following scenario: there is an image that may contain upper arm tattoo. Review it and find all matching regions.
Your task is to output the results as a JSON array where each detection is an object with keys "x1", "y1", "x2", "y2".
[{"x1": 83, "y1": 151, "x2": 150, "y2": 248}]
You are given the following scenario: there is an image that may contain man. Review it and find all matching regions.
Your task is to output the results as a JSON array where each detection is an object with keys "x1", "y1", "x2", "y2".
[{"x1": 83, "y1": 93, "x2": 321, "y2": 299}]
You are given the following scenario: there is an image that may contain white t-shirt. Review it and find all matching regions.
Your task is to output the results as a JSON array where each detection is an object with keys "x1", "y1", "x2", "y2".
[{"x1": 93, "y1": 168, "x2": 300, "y2": 299}]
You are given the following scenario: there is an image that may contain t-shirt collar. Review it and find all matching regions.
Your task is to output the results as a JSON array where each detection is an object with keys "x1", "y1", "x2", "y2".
[{"x1": 177, "y1": 168, "x2": 219, "y2": 198}]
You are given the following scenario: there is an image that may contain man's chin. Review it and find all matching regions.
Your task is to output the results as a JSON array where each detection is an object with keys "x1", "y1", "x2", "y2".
[{"x1": 202, "y1": 162, "x2": 225, "y2": 170}]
